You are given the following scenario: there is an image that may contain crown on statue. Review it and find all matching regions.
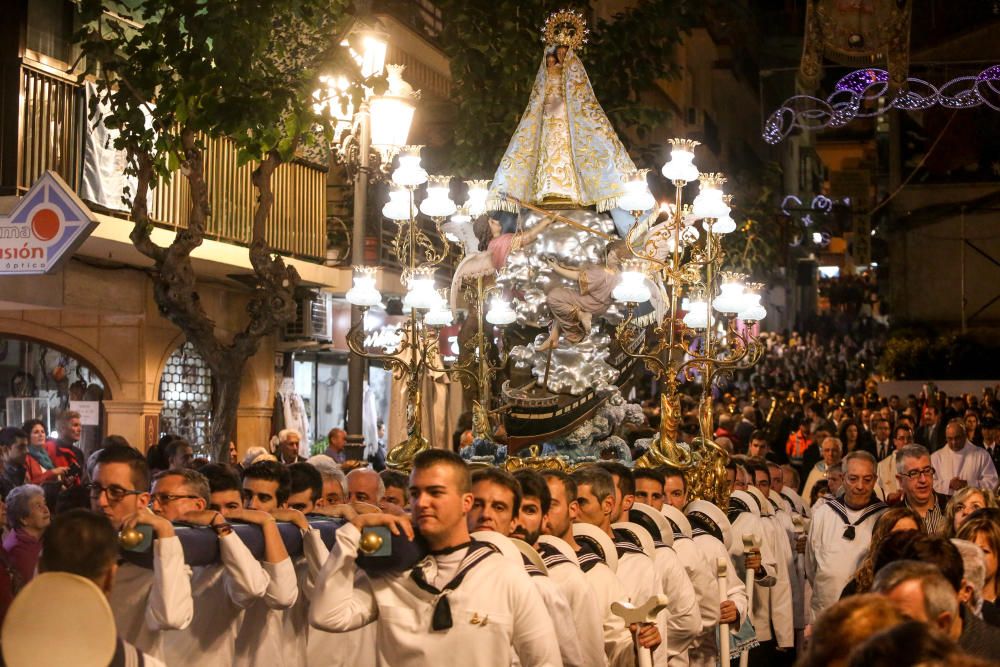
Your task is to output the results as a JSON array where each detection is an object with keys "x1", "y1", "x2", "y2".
[{"x1": 542, "y1": 9, "x2": 589, "y2": 50}]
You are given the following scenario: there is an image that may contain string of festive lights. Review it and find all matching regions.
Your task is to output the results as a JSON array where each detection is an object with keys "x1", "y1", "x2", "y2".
[{"x1": 763, "y1": 65, "x2": 1000, "y2": 144}]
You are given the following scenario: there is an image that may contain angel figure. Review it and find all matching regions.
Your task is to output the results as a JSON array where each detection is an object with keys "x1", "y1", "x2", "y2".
[
  {"x1": 537, "y1": 240, "x2": 629, "y2": 350},
  {"x1": 449, "y1": 213, "x2": 554, "y2": 310}
]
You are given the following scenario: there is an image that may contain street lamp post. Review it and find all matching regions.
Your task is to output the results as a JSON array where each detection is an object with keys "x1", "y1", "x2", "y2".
[{"x1": 316, "y1": 30, "x2": 418, "y2": 458}]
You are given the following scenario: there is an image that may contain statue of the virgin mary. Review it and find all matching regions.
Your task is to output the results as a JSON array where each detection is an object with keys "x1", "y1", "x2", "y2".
[{"x1": 486, "y1": 9, "x2": 638, "y2": 215}]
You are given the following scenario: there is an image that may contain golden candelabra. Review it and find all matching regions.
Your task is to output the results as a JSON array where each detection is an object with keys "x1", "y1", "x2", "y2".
[{"x1": 613, "y1": 142, "x2": 768, "y2": 505}]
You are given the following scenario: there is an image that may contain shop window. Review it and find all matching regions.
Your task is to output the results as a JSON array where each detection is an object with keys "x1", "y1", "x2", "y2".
[
  {"x1": 158, "y1": 342, "x2": 213, "y2": 453},
  {"x1": 0, "y1": 336, "x2": 106, "y2": 455}
]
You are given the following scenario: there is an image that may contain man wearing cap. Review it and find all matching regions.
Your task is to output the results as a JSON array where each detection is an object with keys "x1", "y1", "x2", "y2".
[
  {"x1": 744, "y1": 461, "x2": 794, "y2": 665},
  {"x1": 310, "y1": 449, "x2": 560, "y2": 666},
  {"x1": 544, "y1": 470, "x2": 635, "y2": 667},
  {"x1": 636, "y1": 468, "x2": 721, "y2": 637},
  {"x1": 592, "y1": 462, "x2": 701, "y2": 666},
  {"x1": 467, "y1": 467, "x2": 586, "y2": 667},
  {"x1": 513, "y1": 469, "x2": 606, "y2": 667},
  {"x1": 805, "y1": 450, "x2": 887, "y2": 621},
  {"x1": 573, "y1": 466, "x2": 664, "y2": 661}
]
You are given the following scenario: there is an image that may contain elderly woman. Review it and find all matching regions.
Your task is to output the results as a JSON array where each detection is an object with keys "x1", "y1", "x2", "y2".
[
  {"x1": 944, "y1": 486, "x2": 998, "y2": 538},
  {"x1": 957, "y1": 509, "x2": 1000, "y2": 621},
  {"x1": 3, "y1": 484, "x2": 50, "y2": 584},
  {"x1": 20, "y1": 420, "x2": 66, "y2": 485}
]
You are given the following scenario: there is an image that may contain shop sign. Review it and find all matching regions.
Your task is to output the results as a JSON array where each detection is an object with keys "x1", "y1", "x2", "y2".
[{"x1": 0, "y1": 171, "x2": 98, "y2": 275}]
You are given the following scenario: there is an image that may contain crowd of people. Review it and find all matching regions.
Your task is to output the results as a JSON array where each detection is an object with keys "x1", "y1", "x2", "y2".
[{"x1": 0, "y1": 386, "x2": 996, "y2": 666}]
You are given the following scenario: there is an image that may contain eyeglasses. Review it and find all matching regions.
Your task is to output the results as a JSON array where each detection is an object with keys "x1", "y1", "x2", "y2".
[
  {"x1": 900, "y1": 467, "x2": 936, "y2": 480},
  {"x1": 86, "y1": 482, "x2": 144, "y2": 503},
  {"x1": 150, "y1": 492, "x2": 201, "y2": 506}
]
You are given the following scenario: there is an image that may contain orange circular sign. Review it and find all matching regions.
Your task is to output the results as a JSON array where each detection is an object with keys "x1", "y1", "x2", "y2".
[{"x1": 31, "y1": 208, "x2": 60, "y2": 241}]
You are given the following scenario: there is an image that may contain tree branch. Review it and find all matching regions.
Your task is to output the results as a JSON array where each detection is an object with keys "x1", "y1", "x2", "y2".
[{"x1": 128, "y1": 149, "x2": 166, "y2": 263}]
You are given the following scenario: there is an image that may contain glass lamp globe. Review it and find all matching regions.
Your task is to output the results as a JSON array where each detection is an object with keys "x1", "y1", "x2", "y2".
[
  {"x1": 485, "y1": 297, "x2": 517, "y2": 326},
  {"x1": 692, "y1": 174, "x2": 730, "y2": 220},
  {"x1": 420, "y1": 175, "x2": 457, "y2": 218},
  {"x1": 403, "y1": 268, "x2": 438, "y2": 311},
  {"x1": 713, "y1": 273, "x2": 746, "y2": 313},
  {"x1": 738, "y1": 284, "x2": 767, "y2": 322},
  {"x1": 425, "y1": 290, "x2": 454, "y2": 326},
  {"x1": 392, "y1": 146, "x2": 428, "y2": 188},
  {"x1": 708, "y1": 213, "x2": 737, "y2": 235},
  {"x1": 382, "y1": 188, "x2": 414, "y2": 221},
  {"x1": 612, "y1": 260, "x2": 651, "y2": 304},
  {"x1": 371, "y1": 65, "x2": 415, "y2": 152},
  {"x1": 345, "y1": 267, "x2": 382, "y2": 307},
  {"x1": 661, "y1": 138, "x2": 700, "y2": 184},
  {"x1": 682, "y1": 297, "x2": 709, "y2": 329},
  {"x1": 465, "y1": 180, "x2": 490, "y2": 217},
  {"x1": 618, "y1": 171, "x2": 655, "y2": 212}
]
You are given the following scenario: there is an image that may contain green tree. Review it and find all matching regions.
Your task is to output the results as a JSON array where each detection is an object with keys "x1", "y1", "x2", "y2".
[
  {"x1": 436, "y1": 0, "x2": 699, "y2": 175},
  {"x1": 75, "y1": 0, "x2": 365, "y2": 459}
]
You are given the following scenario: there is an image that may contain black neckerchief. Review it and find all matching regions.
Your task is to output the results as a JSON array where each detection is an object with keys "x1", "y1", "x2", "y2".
[
  {"x1": 409, "y1": 540, "x2": 496, "y2": 631},
  {"x1": 537, "y1": 542, "x2": 572, "y2": 569},
  {"x1": 687, "y1": 510, "x2": 725, "y2": 545},
  {"x1": 823, "y1": 495, "x2": 887, "y2": 541},
  {"x1": 727, "y1": 496, "x2": 752, "y2": 524},
  {"x1": 611, "y1": 527, "x2": 645, "y2": 558},
  {"x1": 574, "y1": 540, "x2": 604, "y2": 573}
]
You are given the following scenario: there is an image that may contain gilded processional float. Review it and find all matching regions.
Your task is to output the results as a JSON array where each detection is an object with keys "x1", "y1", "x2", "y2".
[{"x1": 351, "y1": 10, "x2": 768, "y2": 506}]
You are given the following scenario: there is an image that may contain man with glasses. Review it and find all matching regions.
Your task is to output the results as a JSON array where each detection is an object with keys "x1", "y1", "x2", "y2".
[
  {"x1": 155, "y1": 468, "x2": 272, "y2": 667},
  {"x1": 92, "y1": 446, "x2": 193, "y2": 662},
  {"x1": 876, "y1": 424, "x2": 913, "y2": 502},
  {"x1": 892, "y1": 444, "x2": 948, "y2": 534},
  {"x1": 931, "y1": 419, "x2": 999, "y2": 497},
  {"x1": 806, "y1": 451, "x2": 887, "y2": 619}
]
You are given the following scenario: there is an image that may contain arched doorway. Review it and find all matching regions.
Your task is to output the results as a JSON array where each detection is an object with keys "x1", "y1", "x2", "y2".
[{"x1": 0, "y1": 335, "x2": 107, "y2": 454}]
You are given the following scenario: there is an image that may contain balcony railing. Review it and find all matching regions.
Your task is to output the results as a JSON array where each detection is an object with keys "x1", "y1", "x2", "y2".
[{"x1": 15, "y1": 62, "x2": 328, "y2": 261}]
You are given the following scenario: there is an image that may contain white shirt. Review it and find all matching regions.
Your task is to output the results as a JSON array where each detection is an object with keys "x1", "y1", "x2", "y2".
[
  {"x1": 615, "y1": 550, "x2": 672, "y2": 667},
  {"x1": 309, "y1": 524, "x2": 561, "y2": 667},
  {"x1": 687, "y1": 533, "x2": 748, "y2": 667},
  {"x1": 653, "y1": 545, "x2": 702, "y2": 666},
  {"x1": 805, "y1": 497, "x2": 885, "y2": 621},
  {"x1": 110, "y1": 536, "x2": 194, "y2": 660},
  {"x1": 160, "y1": 531, "x2": 271, "y2": 666},
  {"x1": 281, "y1": 529, "x2": 336, "y2": 667},
  {"x1": 543, "y1": 555, "x2": 608, "y2": 667},
  {"x1": 758, "y1": 503, "x2": 794, "y2": 648},
  {"x1": 931, "y1": 441, "x2": 1000, "y2": 496},
  {"x1": 877, "y1": 453, "x2": 900, "y2": 499},
  {"x1": 669, "y1": 536, "x2": 720, "y2": 632},
  {"x1": 234, "y1": 557, "x2": 299, "y2": 667},
  {"x1": 531, "y1": 574, "x2": 587, "y2": 667},
  {"x1": 579, "y1": 559, "x2": 634, "y2": 667}
]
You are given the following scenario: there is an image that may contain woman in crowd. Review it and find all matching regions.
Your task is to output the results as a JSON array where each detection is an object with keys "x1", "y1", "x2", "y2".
[
  {"x1": 956, "y1": 509, "x2": 1000, "y2": 621},
  {"x1": 2, "y1": 484, "x2": 50, "y2": 584},
  {"x1": 20, "y1": 420, "x2": 66, "y2": 485},
  {"x1": 944, "y1": 487, "x2": 997, "y2": 538},
  {"x1": 838, "y1": 418, "x2": 862, "y2": 453},
  {"x1": 841, "y1": 507, "x2": 923, "y2": 596}
]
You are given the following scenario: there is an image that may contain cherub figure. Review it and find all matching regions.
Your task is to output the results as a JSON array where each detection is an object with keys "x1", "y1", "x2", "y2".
[{"x1": 537, "y1": 240, "x2": 629, "y2": 350}]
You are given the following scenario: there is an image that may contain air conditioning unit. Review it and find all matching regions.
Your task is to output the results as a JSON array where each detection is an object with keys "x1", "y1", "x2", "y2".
[{"x1": 285, "y1": 291, "x2": 333, "y2": 342}]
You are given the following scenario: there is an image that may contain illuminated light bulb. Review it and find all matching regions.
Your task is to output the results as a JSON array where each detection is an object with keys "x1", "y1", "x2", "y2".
[
  {"x1": 661, "y1": 138, "x2": 701, "y2": 184},
  {"x1": 346, "y1": 267, "x2": 382, "y2": 307},
  {"x1": 713, "y1": 273, "x2": 746, "y2": 314},
  {"x1": 618, "y1": 170, "x2": 655, "y2": 212},
  {"x1": 692, "y1": 173, "x2": 730, "y2": 219},
  {"x1": 419, "y1": 175, "x2": 457, "y2": 218},
  {"x1": 465, "y1": 180, "x2": 490, "y2": 217},
  {"x1": 391, "y1": 146, "x2": 427, "y2": 188},
  {"x1": 403, "y1": 268, "x2": 438, "y2": 311},
  {"x1": 485, "y1": 297, "x2": 517, "y2": 326},
  {"x1": 612, "y1": 260, "x2": 651, "y2": 304},
  {"x1": 382, "y1": 188, "x2": 414, "y2": 221}
]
